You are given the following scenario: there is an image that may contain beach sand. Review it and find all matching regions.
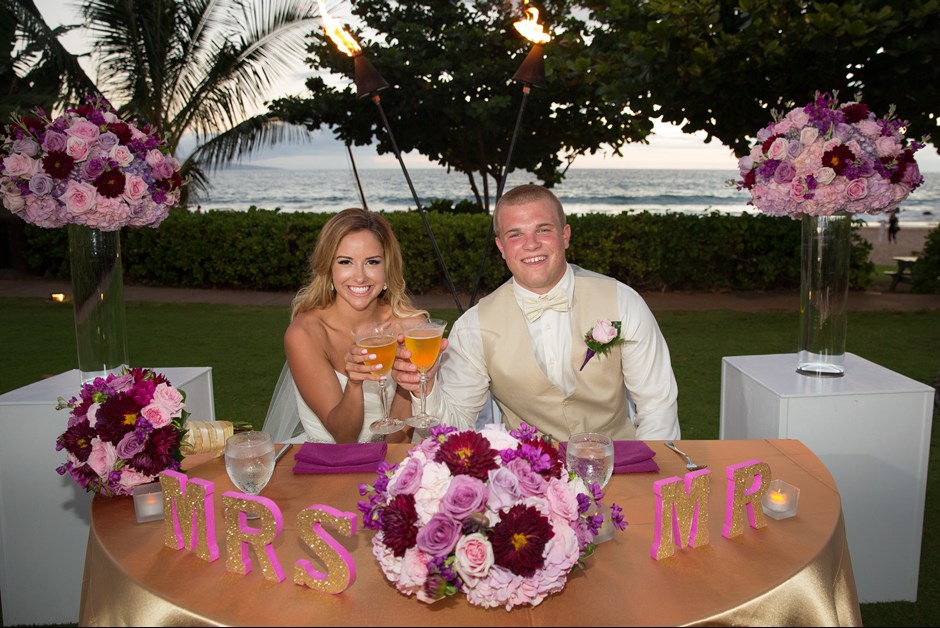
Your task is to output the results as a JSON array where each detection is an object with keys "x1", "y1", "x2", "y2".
[{"x1": 859, "y1": 224, "x2": 934, "y2": 265}]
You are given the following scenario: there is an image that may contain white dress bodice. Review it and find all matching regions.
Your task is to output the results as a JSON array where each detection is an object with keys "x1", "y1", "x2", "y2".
[{"x1": 295, "y1": 370, "x2": 389, "y2": 443}]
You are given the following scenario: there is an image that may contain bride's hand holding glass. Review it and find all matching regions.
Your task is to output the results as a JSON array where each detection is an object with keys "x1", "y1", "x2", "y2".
[{"x1": 350, "y1": 321, "x2": 403, "y2": 435}]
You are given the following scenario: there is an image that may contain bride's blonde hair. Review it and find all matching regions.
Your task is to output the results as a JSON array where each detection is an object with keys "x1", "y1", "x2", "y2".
[{"x1": 291, "y1": 208, "x2": 424, "y2": 320}]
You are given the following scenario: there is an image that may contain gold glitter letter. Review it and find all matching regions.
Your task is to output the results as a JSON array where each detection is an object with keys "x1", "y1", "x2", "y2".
[
  {"x1": 722, "y1": 460, "x2": 771, "y2": 538},
  {"x1": 294, "y1": 505, "x2": 358, "y2": 593},
  {"x1": 159, "y1": 470, "x2": 219, "y2": 562},
  {"x1": 222, "y1": 492, "x2": 285, "y2": 582},
  {"x1": 650, "y1": 469, "x2": 711, "y2": 560}
]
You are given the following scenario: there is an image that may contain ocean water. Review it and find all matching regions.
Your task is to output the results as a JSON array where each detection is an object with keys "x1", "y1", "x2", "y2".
[{"x1": 194, "y1": 167, "x2": 940, "y2": 227}]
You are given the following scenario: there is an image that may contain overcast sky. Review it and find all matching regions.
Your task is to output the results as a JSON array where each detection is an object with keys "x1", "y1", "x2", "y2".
[{"x1": 31, "y1": 0, "x2": 940, "y2": 172}]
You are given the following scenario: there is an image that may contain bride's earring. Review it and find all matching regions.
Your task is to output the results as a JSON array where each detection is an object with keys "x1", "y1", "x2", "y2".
[
  {"x1": 383, "y1": 282, "x2": 388, "y2": 292},
  {"x1": 329, "y1": 281, "x2": 335, "y2": 293}
]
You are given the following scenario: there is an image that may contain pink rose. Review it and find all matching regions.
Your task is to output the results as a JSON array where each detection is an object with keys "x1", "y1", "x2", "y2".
[
  {"x1": 786, "y1": 108, "x2": 809, "y2": 128},
  {"x1": 2, "y1": 153, "x2": 39, "y2": 178},
  {"x1": 87, "y1": 438, "x2": 117, "y2": 477},
  {"x1": 590, "y1": 320, "x2": 618, "y2": 344},
  {"x1": 152, "y1": 382, "x2": 185, "y2": 417},
  {"x1": 875, "y1": 136, "x2": 901, "y2": 158},
  {"x1": 66, "y1": 136, "x2": 89, "y2": 162},
  {"x1": 453, "y1": 532, "x2": 494, "y2": 584},
  {"x1": 61, "y1": 180, "x2": 98, "y2": 214},
  {"x1": 767, "y1": 137, "x2": 789, "y2": 160},
  {"x1": 65, "y1": 119, "x2": 101, "y2": 142},
  {"x1": 486, "y1": 467, "x2": 522, "y2": 511},
  {"x1": 109, "y1": 144, "x2": 134, "y2": 167},
  {"x1": 145, "y1": 149, "x2": 165, "y2": 167},
  {"x1": 141, "y1": 402, "x2": 172, "y2": 428},
  {"x1": 123, "y1": 174, "x2": 149, "y2": 201},
  {"x1": 815, "y1": 167, "x2": 836, "y2": 186},
  {"x1": 152, "y1": 160, "x2": 174, "y2": 180},
  {"x1": 12, "y1": 138, "x2": 39, "y2": 156},
  {"x1": 544, "y1": 477, "x2": 580, "y2": 522},
  {"x1": 507, "y1": 458, "x2": 547, "y2": 497},
  {"x1": 789, "y1": 177, "x2": 811, "y2": 202},
  {"x1": 800, "y1": 127, "x2": 819, "y2": 146},
  {"x1": 117, "y1": 468, "x2": 154, "y2": 491},
  {"x1": 845, "y1": 178, "x2": 869, "y2": 201},
  {"x1": 856, "y1": 119, "x2": 881, "y2": 138},
  {"x1": 2, "y1": 189, "x2": 26, "y2": 212}
]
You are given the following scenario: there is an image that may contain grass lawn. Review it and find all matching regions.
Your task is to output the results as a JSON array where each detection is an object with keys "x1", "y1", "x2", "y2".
[{"x1": 1, "y1": 296, "x2": 937, "y2": 625}]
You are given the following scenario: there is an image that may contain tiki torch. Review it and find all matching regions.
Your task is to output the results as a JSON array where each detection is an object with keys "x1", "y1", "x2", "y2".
[
  {"x1": 320, "y1": 3, "x2": 464, "y2": 313},
  {"x1": 469, "y1": 5, "x2": 551, "y2": 307}
]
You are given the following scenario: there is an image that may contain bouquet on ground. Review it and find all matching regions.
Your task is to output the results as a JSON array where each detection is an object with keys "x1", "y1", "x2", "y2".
[
  {"x1": 55, "y1": 368, "x2": 188, "y2": 496},
  {"x1": 358, "y1": 423, "x2": 626, "y2": 610},
  {"x1": 0, "y1": 94, "x2": 182, "y2": 230},
  {"x1": 733, "y1": 91, "x2": 925, "y2": 218}
]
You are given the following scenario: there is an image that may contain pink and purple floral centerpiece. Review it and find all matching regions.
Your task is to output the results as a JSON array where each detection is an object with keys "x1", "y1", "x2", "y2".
[
  {"x1": 0, "y1": 95, "x2": 183, "y2": 381},
  {"x1": 358, "y1": 423, "x2": 626, "y2": 610},
  {"x1": 56, "y1": 368, "x2": 188, "y2": 496},
  {"x1": 0, "y1": 95, "x2": 181, "y2": 230},
  {"x1": 734, "y1": 91, "x2": 926, "y2": 376}
]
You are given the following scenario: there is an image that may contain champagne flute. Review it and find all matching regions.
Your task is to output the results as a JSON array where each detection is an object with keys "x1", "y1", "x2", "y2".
[
  {"x1": 224, "y1": 431, "x2": 275, "y2": 519},
  {"x1": 403, "y1": 318, "x2": 447, "y2": 429},
  {"x1": 354, "y1": 321, "x2": 402, "y2": 435}
]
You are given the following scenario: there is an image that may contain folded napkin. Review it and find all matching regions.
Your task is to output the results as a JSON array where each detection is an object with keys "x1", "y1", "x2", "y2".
[
  {"x1": 292, "y1": 442, "x2": 387, "y2": 475},
  {"x1": 560, "y1": 440, "x2": 659, "y2": 474}
]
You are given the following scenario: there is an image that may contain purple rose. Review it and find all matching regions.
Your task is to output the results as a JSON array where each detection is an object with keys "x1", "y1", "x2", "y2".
[
  {"x1": 439, "y1": 474, "x2": 487, "y2": 520},
  {"x1": 116, "y1": 430, "x2": 146, "y2": 458},
  {"x1": 81, "y1": 157, "x2": 106, "y2": 181},
  {"x1": 415, "y1": 512, "x2": 461, "y2": 556},
  {"x1": 12, "y1": 138, "x2": 39, "y2": 156},
  {"x1": 27, "y1": 173, "x2": 54, "y2": 196},
  {"x1": 772, "y1": 160, "x2": 796, "y2": 184},
  {"x1": 42, "y1": 130, "x2": 68, "y2": 153},
  {"x1": 507, "y1": 458, "x2": 547, "y2": 497},
  {"x1": 389, "y1": 457, "x2": 423, "y2": 495},
  {"x1": 97, "y1": 131, "x2": 119, "y2": 152},
  {"x1": 486, "y1": 467, "x2": 522, "y2": 511}
]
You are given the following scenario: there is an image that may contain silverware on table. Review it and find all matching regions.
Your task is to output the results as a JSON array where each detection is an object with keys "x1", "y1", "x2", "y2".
[
  {"x1": 664, "y1": 441, "x2": 707, "y2": 471},
  {"x1": 273, "y1": 443, "x2": 292, "y2": 465}
]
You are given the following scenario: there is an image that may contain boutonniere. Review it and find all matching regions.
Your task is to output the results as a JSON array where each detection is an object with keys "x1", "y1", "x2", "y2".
[{"x1": 580, "y1": 319, "x2": 627, "y2": 371}]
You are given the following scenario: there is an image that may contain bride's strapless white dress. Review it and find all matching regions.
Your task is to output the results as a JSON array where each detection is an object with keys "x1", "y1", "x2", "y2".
[{"x1": 262, "y1": 362, "x2": 388, "y2": 443}]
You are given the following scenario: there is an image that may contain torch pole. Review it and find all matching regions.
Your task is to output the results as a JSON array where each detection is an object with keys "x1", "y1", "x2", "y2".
[
  {"x1": 468, "y1": 85, "x2": 531, "y2": 308},
  {"x1": 371, "y1": 94, "x2": 465, "y2": 313},
  {"x1": 346, "y1": 143, "x2": 369, "y2": 211}
]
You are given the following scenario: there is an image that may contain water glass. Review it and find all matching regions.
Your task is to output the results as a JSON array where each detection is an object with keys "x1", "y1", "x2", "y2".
[
  {"x1": 566, "y1": 432, "x2": 614, "y2": 490},
  {"x1": 224, "y1": 431, "x2": 275, "y2": 519}
]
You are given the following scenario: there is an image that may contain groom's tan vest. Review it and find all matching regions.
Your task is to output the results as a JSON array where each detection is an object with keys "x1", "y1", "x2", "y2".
[{"x1": 477, "y1": 268, "x2": 636, "y2": 440}]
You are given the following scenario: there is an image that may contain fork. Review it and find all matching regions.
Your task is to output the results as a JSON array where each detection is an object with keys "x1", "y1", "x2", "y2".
[{"x1": 664, "y1": 441, "x2": 707, "y2": 472}]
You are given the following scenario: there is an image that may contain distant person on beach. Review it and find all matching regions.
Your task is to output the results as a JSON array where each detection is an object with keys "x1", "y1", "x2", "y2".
[
  {"x1": 263, "y1": 208, "x2": 425, "y2": 443},
  {"x1": 393, "y1": 184, "x2": 680, "y2": 441},
  {"x1": 888, "y1": 211, "x2": 900, "y2": 243}
]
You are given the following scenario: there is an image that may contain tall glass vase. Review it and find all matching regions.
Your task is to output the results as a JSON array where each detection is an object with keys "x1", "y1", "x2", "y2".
[
  {"x1": 797, "y1": 212, "x2": 851, "y2": 377},
  {"x1": 68, "y1": 224, "x2": 129, "y2": 383}
]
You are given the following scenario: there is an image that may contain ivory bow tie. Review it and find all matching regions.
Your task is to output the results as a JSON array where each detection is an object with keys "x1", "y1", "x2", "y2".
[{"x1": 522, "y1": 293, "x2": 570, "y2": 322}]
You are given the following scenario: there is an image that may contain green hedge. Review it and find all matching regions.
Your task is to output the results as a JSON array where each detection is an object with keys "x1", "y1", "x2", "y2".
[{"x1": 21, "y1": 208, "x2": 880, "y2": 293}]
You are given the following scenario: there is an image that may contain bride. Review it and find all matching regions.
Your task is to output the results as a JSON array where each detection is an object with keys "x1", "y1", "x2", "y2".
[{"x1": 263, "y1": 208, "x2": 426, "y2": 443}]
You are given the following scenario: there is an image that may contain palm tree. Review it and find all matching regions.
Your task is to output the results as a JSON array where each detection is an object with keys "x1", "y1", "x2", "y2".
[
  {"x1": 1, "y1": 0, "x2": 98, "y2": 120},
  {"x1": 79, "y1": 0, "x2": 323, "y2": 203}
]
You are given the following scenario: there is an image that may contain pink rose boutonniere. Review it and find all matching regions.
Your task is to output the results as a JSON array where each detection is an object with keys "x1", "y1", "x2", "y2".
[{"x1": 580, "y1": 320, "x2": 628, "y2": 371}]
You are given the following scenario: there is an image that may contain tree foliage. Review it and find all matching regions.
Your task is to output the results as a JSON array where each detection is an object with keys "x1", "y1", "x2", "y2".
[
  {"x1": 582, "y1": 0, "x2": 940, "y2": 157},
  {"x1": 269, "y1": 0, "x2": 654, "y2": 211}
]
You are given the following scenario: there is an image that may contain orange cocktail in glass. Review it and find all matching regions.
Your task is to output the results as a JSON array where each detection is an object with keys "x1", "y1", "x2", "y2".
[
  {"x1": 354, "y1": 322, "x2": 402, "y2": 435},
  {"x1": 404, "y1": 318, "x2": 447, "y2": 429}
]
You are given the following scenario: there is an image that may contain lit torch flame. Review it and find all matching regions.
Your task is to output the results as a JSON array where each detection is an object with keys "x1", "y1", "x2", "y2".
[
  {"x1": 513, "y1": 6, "x2": 551, "y2": 44},
  {"x1": 319, "y1": 0, "x2": 361, "y2": 56}
]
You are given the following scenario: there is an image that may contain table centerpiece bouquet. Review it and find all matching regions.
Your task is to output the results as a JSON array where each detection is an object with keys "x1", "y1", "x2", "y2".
[
  {"x1": 358, "y1": 423, "x2": 627, "y2": 611},
  {"x1": 55, "y1": 368, "x2": 189, "y2": 496},
  {"x1": 0, "y1": 94, "x2": 182, "y2": 230},
  {"x1": 732, "y1": 90, "x2": 925, "y2": 218}
]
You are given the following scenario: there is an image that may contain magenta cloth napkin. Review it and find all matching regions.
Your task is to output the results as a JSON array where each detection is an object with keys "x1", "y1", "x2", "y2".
[
  {"x1": 560, "y1": 440, "x2": 659, "y2": 474},
  {"x1": 292, "y1": 442, "x2": 387, "y2": 474}
]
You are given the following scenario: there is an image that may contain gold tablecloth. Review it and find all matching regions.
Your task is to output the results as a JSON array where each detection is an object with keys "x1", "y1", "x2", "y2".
[{"x1": 79, "y1": 439, "x2": 861, "y2": 626}]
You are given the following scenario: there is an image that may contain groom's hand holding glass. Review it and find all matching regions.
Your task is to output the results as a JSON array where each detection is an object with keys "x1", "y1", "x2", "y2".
[{"x1": 391, "y1": 326, "x2": 449, "y2": 414}]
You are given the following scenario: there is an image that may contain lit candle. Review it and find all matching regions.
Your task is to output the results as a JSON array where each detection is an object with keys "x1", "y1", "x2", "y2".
[
  {"x1": 761, "y1": 479, "x2": 799, "y2": 520},
  {"x1": 766, "y1": 489, "x2": 789, "y2": 512}
]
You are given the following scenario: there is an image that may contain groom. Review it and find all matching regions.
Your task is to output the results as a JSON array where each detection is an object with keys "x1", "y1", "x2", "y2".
[{"x1": 393, "y1": 184, "x2": 680, "y2": 441}]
